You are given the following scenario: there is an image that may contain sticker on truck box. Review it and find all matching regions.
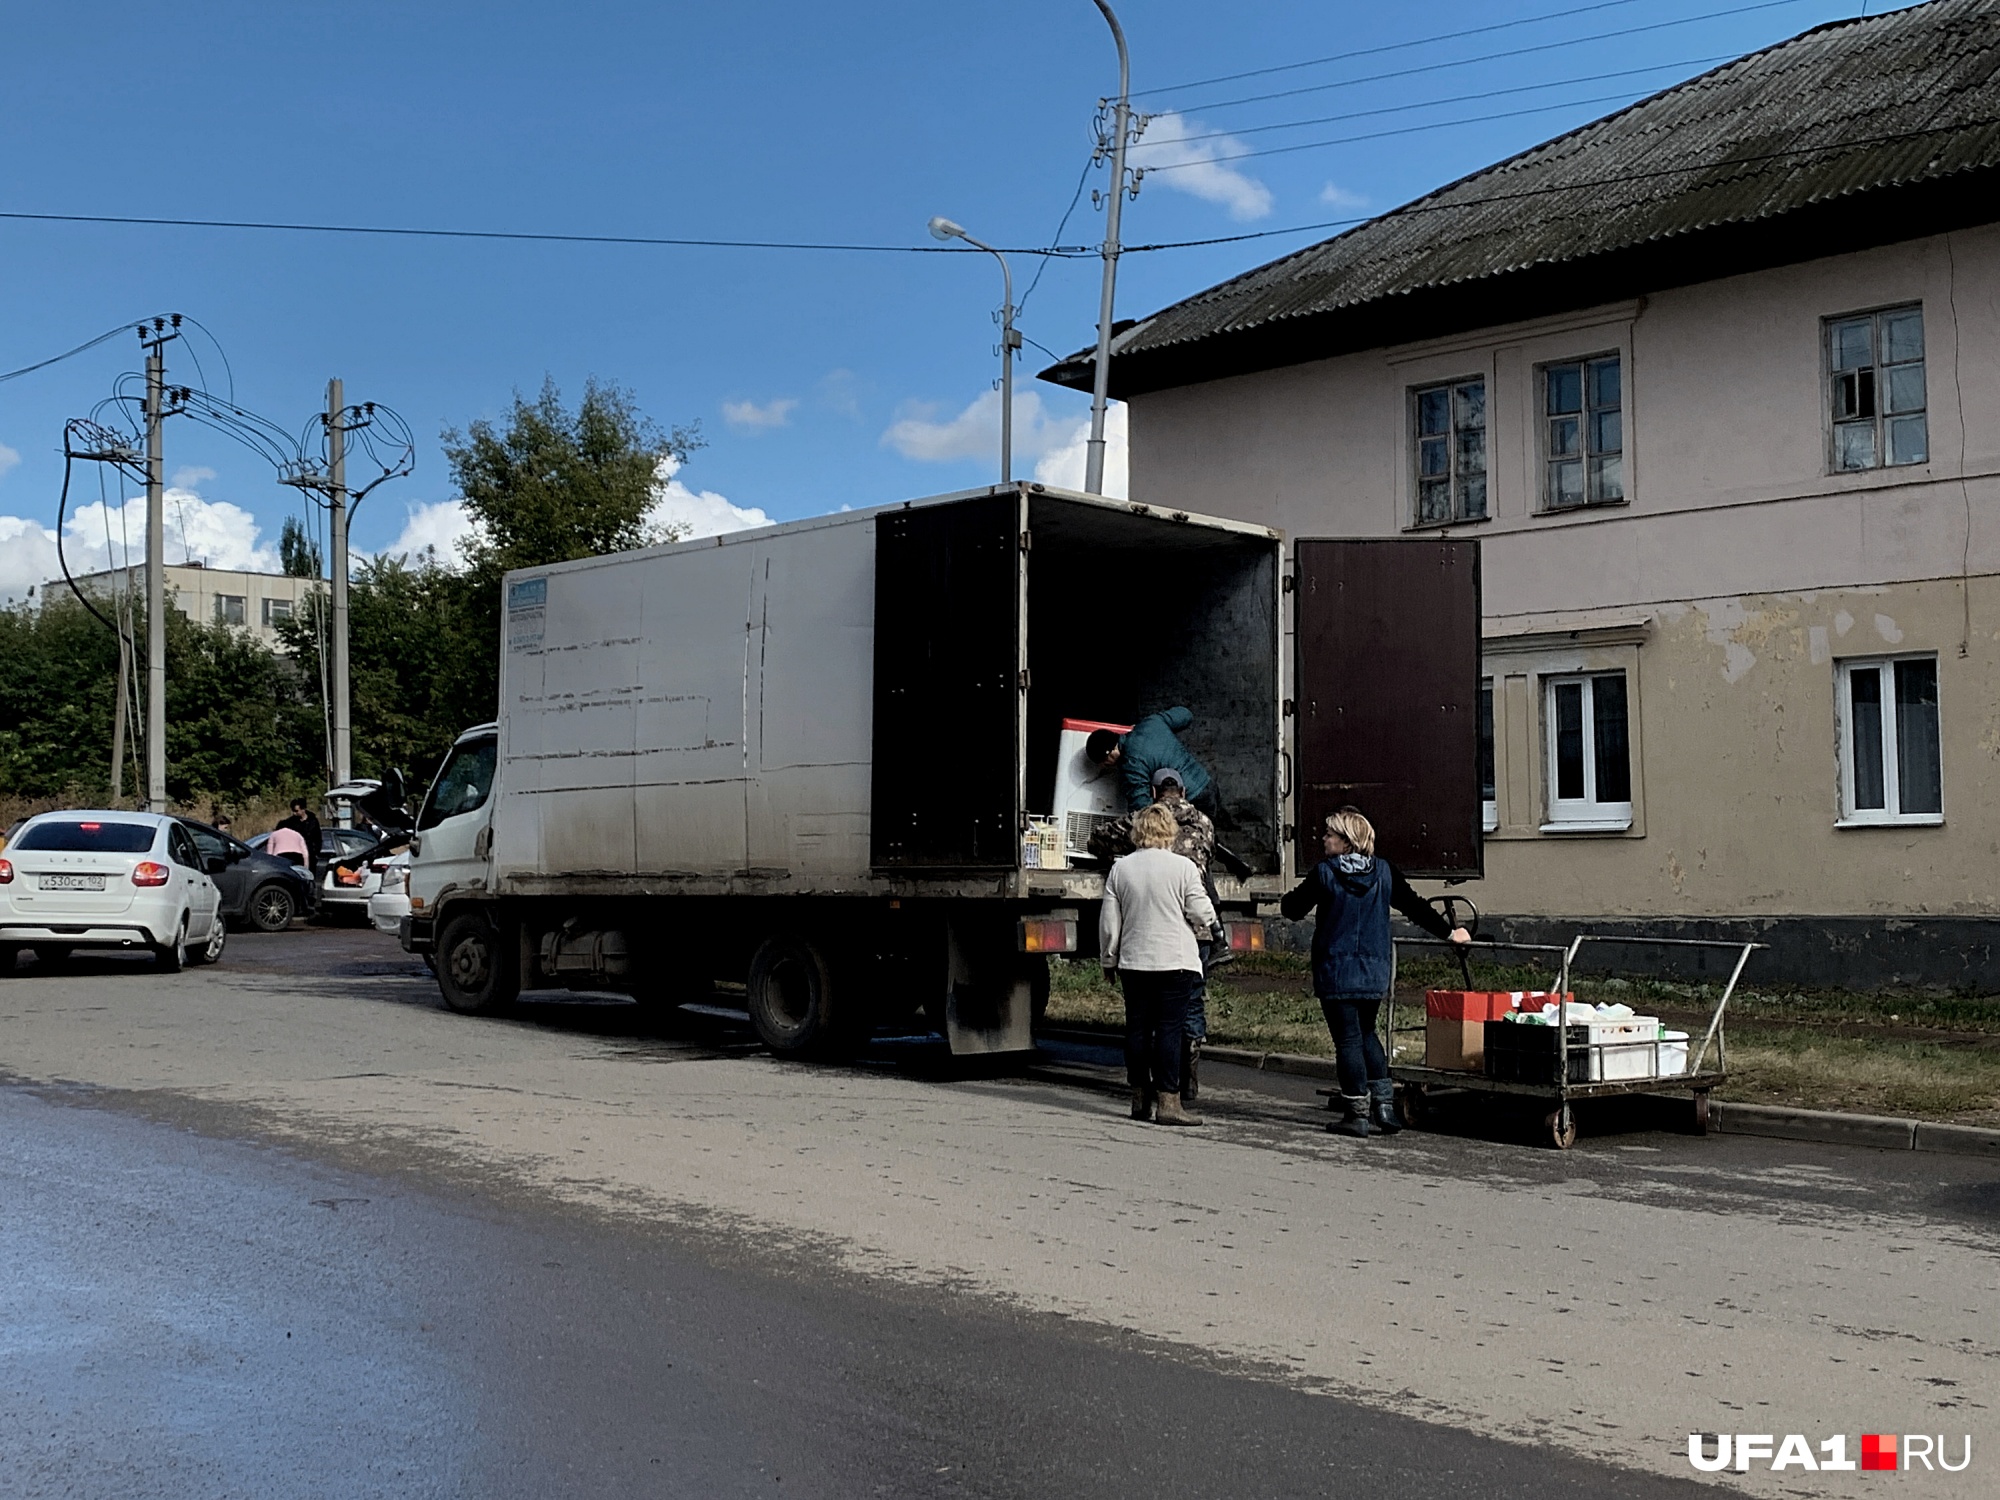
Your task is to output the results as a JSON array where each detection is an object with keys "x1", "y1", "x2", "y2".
[{"x1": 507, "y1": 576, "x2": 546, "y2": 653}]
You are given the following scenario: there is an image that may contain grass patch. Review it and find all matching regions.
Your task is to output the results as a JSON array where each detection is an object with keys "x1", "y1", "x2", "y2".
[{"x1": 1044, "y1": 951, "x2": 2000, "y2": 1126}]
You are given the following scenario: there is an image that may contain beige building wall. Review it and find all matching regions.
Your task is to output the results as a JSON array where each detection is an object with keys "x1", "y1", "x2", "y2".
[
  {"x1": 1127, "y1": 226, "x2": 2000, "y2": 923},
  {"x1": 74, "y1": 564, "x2": 316, "y2": 651}
]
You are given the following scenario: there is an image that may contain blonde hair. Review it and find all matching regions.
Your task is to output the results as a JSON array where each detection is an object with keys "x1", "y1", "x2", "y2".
[
  {"x1": 1326, "y1": 808, "x2": 1375, "y2": 857},
  {"x1": 1131, "y1": 803, "x2": 1179, "y2": 850}
]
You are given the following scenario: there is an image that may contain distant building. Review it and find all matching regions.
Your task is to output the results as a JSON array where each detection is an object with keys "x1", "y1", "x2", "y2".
[
  {"x1": 66, "y1": 563, "x2": 318, "y2": 650},
  {"x1": 1042, "y1": 0, "x2": 2000, "y2": 986}
]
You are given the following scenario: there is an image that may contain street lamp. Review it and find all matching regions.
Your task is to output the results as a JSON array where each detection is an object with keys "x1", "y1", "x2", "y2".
[{"x1": 929, "y1": 216, "x2": 1021, "y2": 485}]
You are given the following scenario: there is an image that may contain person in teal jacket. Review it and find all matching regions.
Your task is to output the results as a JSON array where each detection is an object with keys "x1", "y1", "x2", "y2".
[{"x1": 1085, "y1": 708, "x2": 1218, "y2": 818}]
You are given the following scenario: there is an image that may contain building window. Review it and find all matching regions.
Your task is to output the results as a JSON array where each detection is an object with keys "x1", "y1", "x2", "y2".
[
  {"x1": 1828, "y1": 306, "x2": 1926, "y2": 471},
  {"x1": 262, "y1": 597, "x2": 294, "y2": 627},
  {"x1": 214, "y1": 594, "x2": 247, "y2": 627},
  {"x1": 1836, "y1": 655, "x2": 1942, "y2": 824},
  {"x1": 1478, "y1": 677, "x2": 1497, "y2": 832},
  {"x1": 1541, "y1": 354, "x2": 1622, "y2": 509},
  {"x1": 1543, "y1": 671, "x2": 1631, "y2": 830},
  {"x1": 1413, "y1": 377, "x2": 1487, "y2": 525}
]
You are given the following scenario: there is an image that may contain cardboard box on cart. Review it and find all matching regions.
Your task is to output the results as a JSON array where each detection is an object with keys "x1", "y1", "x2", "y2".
[{"x1": 1423, "y1": 991, "x2": 1571, "y2": 1071}]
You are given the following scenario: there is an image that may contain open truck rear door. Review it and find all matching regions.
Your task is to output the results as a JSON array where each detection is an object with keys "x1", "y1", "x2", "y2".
[
  {"x1": 871, "y1": 495, "x2": 1022, "y2": 869},
  {"x1": 1293, "y1": 538, "x2": 1482, "y2": 880}
]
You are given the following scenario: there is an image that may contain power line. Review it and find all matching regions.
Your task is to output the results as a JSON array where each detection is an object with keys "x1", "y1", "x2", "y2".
[
  {"x1": 0, "y1": 321, "x2": 148, "y2": 384},
  {"x1": 1161, "y1": 0, "x2": 1819, "y2": 114},
  {"x1": 0, "y1": 209, "x2": 1095, "y2": 259},
  {"x1": 1158, "y1": 54, "x2": 1734, "y2": 147},
  {"x1": 1140, "y1": 86, "x2": 1672, "y2": 174},
  {"x1": 1137, "y1": 0, "x2": 1655, "y2": 97}
]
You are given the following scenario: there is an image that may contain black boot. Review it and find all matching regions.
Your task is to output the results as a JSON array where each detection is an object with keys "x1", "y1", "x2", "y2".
[
  {"x1": 1368, "y1": 1078, "x2": 1404, "y2": 1136},
  {"x1": 1326, "y1": 1094, "x2": 1371, "y2": 1137}
]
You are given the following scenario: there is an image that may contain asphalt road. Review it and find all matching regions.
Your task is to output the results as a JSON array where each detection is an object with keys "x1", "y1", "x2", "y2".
[{"x1": 2, "y1": 929, "x2": 1995, "y2": 1498}]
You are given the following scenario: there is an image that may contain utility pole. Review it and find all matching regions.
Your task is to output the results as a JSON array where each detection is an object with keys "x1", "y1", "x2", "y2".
[
  {"x1": 326, "y1": 377, "x2": 351, "y2": 803},
  {"x1": 139, "y1": 317, "x2": 180, "y2": 812},
  {"x1": 1085, "y1": 0, "x2": 1136, "y2": 496}
]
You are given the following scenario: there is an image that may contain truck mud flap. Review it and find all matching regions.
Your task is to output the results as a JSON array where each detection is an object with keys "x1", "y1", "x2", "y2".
[{"x1": 944, "y1": 920, "x2": 1035, "y2": 1056}]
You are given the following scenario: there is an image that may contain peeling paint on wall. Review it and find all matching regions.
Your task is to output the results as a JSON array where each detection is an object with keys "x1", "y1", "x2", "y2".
[
  {"x1": 1875, "y1": 613, "x2": 1905, "y2": 643},
  {"x1": 1834, "y1": 609, "x2": 1854, "y2": 636},
  {"x1": 1809, "y1": 624, "x2": 1830, "y2": 664}
]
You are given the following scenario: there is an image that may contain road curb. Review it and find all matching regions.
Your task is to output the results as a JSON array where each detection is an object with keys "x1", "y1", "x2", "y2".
[
  {"x1": 1201, "y1": 1047, "x2": 2000, "y2": 1157},
  {"x1": 1710, "y1": 1101, "x2": 2000, "y2": 1157}
]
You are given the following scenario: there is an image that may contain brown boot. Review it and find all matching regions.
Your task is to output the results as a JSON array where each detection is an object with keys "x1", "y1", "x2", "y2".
[
  {"x1": 1130, "y1": 1088, "x2": 1155, "y2": 1121},
  {"x1": 1155, "y1": 1093, "x2": 1204, "y2": 1127}
]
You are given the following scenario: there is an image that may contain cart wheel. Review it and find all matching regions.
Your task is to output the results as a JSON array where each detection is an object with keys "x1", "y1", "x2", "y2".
[
  {"x1": 1544, "y1": 1105, "x2": 1577, "y2": 1150},
  {"x1": 1396, "y1": 1084, "x2": 1428, "y2": 1129},
  {"x1": 1691, "y1": 1089, "x2": 1711, "y2": 1136}
]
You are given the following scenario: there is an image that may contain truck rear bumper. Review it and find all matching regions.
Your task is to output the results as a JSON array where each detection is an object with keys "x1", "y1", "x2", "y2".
[{"x1": 399, "y1": 913, "x2": 435, "y2": 954}]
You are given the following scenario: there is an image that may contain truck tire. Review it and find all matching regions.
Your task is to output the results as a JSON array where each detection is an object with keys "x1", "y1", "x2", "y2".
[
  {"x1": 247, "y1": 882, "x2": 297, "y2": 933},
  {"x1": 746, "y1": 935, "x2": 844, "y2": 1058},
  {"x1": 436, "y1": 910, "x2": 519, "y2": 1016}
]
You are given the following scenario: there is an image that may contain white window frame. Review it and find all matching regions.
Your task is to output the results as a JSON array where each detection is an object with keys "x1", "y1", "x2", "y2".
[
  {"x1": 1478, "y1": 677, "x2": 1498, "y2": 832},
  {"x1": 1825, "y1": 304, "x2": 1927, "y2": 474},
  {"x1": 213, "y1": 593, "x2": 247, "y2": 627},
  {"x1": 262, "y1": 596, "x2": 294, "y2": 627},
  {"x1": 1835, "y1": 653, "x2": 1944, "y2": 827},
  {"x1": 1542, "y1": 671, "x2": 1633, "y2": 832}
]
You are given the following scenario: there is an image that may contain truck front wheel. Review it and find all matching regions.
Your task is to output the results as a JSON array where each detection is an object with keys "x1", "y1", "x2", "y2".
[
  {"x1": 436, "y1": 910, "x2": 519, "y2": 1016},
  {"x1": 747, "y1": 935, "x2": 843, "y2": 1058}
]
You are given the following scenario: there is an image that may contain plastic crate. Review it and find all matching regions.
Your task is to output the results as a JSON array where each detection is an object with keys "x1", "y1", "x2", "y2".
[{"x1": 1482, "y1": 1021, "x2": 1593, "y2": 1084}]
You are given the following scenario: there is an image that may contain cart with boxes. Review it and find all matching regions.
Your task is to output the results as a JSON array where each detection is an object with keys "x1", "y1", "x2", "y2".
[{"x1": 1387, "y1": 934, "x2": 1763, "y2": 1149}]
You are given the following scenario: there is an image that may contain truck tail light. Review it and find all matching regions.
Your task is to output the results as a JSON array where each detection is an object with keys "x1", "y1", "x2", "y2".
[
  {"x1": 1225, "y1": 919, "x2": 1265, "y2": 955},
  {"x1": 132, "y1": 861, "x2": 171, "y2": 887},
  {"x1": 1017, "y1": 917, "x2": 1076, "y2": 954},
  {"x1": 0, "y1": 858, "x2": 12, "y2": 883}
]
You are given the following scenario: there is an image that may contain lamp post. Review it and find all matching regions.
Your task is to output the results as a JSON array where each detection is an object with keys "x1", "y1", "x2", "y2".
[
  {"x1": 1085, "y1": 0, "x2": 1134, "y2": 496},
  {"x1": 928, "y1": 216, "x2": 1021, "y2": 484}
]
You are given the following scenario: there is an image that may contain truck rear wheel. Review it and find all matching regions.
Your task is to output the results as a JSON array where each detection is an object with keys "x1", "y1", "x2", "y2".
[
  {"x1": 437, "y1": 910, "x2": 519, "y2": 1016},
  {"x1": 747, "y1": 936, "x2": 844, "y2": 1058}
]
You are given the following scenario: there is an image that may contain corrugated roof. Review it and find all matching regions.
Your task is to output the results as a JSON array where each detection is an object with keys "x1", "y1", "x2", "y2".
[{"x1": 1044, "y1": 0, "x2": 2000, "y2": 395}]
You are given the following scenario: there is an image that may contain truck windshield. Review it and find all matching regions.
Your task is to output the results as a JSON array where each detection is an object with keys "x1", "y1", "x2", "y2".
[{"x1": 419, "y1": 738, "x2": 497, "y2": 831}]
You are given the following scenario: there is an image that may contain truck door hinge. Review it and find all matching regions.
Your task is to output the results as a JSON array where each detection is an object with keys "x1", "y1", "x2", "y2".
[
  {"x1": 1018, "y1": 668, "x2": 1032, "y2": 690},
  {"x1": 1282, "y1": 698, "x2": 1295, "y2": 717},
  {"x1": 1019, "y1": 529, "x2": 1032, "y2": 552},
  {"x1": 1282, "y1": 823, "x2": 1296, "y2": 842},
  {"x1": 1282, "y1": 573, "x2": 1296, "y2": 594}
]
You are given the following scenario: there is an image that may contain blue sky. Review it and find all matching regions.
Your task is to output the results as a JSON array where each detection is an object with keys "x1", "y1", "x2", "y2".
[{"x1": 0, "y1": 0, "x2": 1870, "y2": 598}]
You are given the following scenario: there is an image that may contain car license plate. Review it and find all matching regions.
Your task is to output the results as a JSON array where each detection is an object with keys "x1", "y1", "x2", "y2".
[{"x1": 39, "y1": 874, "x2": 106, "y2": 891}]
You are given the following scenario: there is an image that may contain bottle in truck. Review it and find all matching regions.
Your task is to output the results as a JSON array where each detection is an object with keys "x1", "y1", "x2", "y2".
[{"x1": 399, "y1": 482, "x2": 1482, "y2": 1057}]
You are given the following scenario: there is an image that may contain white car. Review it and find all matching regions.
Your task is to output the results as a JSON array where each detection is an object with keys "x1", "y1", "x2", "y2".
[
  {"x1": 0, "y1": 810, "x2": 227, "y2": 971},
  {"x1": 367, "y1": 849, "x2": 412, "y2": 935}
]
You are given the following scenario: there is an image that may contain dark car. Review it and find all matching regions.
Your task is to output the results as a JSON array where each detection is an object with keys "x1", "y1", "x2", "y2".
[{"x1": 179, "y1": 819, "x2": 320, "y2": 932}]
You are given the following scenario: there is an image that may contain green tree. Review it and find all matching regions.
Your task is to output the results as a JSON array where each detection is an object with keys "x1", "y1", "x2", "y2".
[
  {"x1": 446, "y1": 377, "x2": 700, "y2": 577},
  {"x1": 280, "y1": 515, "x2": 322, "y2": 577}
]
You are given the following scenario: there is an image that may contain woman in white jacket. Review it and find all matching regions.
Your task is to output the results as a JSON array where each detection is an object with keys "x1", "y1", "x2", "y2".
[{"x1": 1100, "y1": 802, "x2": 1219, "y2": 1126}]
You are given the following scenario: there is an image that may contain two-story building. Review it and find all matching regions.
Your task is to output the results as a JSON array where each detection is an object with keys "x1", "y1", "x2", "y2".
[
  {"x1": 1045, "y1": 0, "x2": 2000, "y2": 987},
  {"x1": 68, "y1": 562, "x2": 316, "y2": 651}
]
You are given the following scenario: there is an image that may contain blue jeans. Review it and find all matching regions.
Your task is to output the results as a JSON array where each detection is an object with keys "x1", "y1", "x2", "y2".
[
  {"x1": 1188, "y1": 941, "x2": 1211, "y2": 1042},
  {"x1": 1320, "y1": 996, "x2": 1387, "y2": 1098},
  {"x1": 1122, "y1": 969, "x2": 1195, "y2": 1097}
]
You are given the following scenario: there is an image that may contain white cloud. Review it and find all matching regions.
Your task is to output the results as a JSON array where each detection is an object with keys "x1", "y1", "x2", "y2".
[
  {"x1": 171, "y1": 464, "x2": 218, "y2": 488},
  {"x1": 880, "y1": 390, "x2": 1128, "y2": 499},
  {"x1": 1130, "y1": 111, "x2": 1273, "y2": 221},
  {"x1": 0, "y1": 480, "x2": 279, "y2": 605},
  {"x1": 0, "y1": 443, "x2": 20, "y2": 482},
  {"x1": 379, "y1": 498, "x2": 483, "y2": 567},
  {"x1": 1319, "y1": 182, "x2": 1369, "y2": 211},
  {"x1": 1032, "y1": 402, "x2": 1128, "y2": 499},
  {"x1": 817, "y1": 368, "x2": 862, "y2": 419},
  {"x1": 722, "y1": 397, "x2": 798, "y2": 432},
  {"x1": 646, "y1": 454, "x2": 770, "y2": 539}
]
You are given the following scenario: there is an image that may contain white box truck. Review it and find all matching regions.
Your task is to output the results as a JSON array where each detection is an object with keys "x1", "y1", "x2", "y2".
[{"x1": 401, "y1": 483, "x2": 1481, "y2": 1056}]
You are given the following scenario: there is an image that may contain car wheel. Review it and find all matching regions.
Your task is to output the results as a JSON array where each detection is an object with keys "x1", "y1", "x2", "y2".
[
  {"x1": 190, "y1": 916, "x2": 227, "y2": 966},
  {"x1": 156, "y1": 918, "x2": 188, "y2": 973},
  {"x1": 248, "y1": 883, "x2": 297, "y2": 933},
  {"x1": 435, "y1": 910, "x2": 518, "y2": 1015}
]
